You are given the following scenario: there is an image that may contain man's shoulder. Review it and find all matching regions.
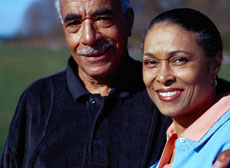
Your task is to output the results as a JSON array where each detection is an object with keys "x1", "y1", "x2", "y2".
[
  {"x1": 27, "y1": 69, "x2": 66, "y2": 91},
  {"x1": 116, "y1": 56, "x2": 144, "y2": 92},
  {"x1": 127, "y1": 56, "x2": 142, "y2": 69},
  {"x1": 34, "y1": 68, "x2": 66, "y2": 85},
  {"x1": 18, "y1": 69, "x2": 67, "y2": 105},
  {"x1": 9, "y1": 69, "x2": 68, "y2": 130},
  {"x1": 4, "y1": 69, "x2": 68, "y2": 161}
]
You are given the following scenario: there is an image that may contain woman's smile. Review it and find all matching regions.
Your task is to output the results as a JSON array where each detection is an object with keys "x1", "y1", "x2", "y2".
[{"x1": 156, "y1": 88, "x2": 184, "y2": 102}]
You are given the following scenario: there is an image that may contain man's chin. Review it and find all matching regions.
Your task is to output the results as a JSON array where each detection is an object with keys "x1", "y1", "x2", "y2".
[{"x1": 79, "y1": 67, "x2": 113, "y2": 81}]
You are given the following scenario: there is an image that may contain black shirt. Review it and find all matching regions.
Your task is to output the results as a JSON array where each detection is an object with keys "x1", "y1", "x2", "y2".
[{"x1": 0, "y1": 55, "x2": 170, "y2": 168}]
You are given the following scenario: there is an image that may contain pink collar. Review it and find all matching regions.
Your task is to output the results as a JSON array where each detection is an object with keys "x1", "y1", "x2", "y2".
[{"x1": 167, "y1": 94, "x2": 230, "y2": 142}]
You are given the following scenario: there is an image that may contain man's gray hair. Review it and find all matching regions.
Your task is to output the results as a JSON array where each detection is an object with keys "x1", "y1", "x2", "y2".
[{"x1": 55, "y1": 0, "x2": 130, "y2": 22}]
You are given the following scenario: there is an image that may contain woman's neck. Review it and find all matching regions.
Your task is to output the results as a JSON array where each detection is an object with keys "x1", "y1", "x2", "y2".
[{"x1": 173, "y1": 90, "x2": 216, "y2": 137}]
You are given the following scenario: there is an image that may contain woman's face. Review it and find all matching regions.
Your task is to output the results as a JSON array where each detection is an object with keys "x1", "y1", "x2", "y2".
[{"x1": 143, "y1": 22, "x2": 218, "y2": 120}]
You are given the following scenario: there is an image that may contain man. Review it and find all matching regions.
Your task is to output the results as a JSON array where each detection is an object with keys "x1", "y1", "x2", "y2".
[
  {"x1": 0, "y1": 0, "x2": 170, "y2": 167},
  {"x1": 0, "y1": 0, "x2": 229, "y2": 167}
]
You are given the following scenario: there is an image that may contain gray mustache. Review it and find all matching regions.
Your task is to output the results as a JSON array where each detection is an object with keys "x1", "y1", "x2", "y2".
[{"x1": 77, "y1": 42, "x2": 114, "y2": 55}]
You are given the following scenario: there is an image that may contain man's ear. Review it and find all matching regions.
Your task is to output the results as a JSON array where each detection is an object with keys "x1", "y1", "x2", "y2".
[
  {"x1": 124, "y1": 7, "x2": 134, "y2": 37},
  {"x1": 209, "y1": 51, "x2": 223, "y2": 76}
]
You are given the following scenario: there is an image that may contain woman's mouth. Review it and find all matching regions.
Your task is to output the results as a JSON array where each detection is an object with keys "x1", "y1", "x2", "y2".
[{"x1": 156, "y1": 88, "x2": 184, "y2": 102}]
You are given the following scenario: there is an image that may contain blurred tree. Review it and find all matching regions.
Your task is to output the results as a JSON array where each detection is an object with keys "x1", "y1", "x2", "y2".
[
  {"x1": 17, "y1": 0, "x2": 63, "y2": 40},
  {"x1": 130, "y1": 0, "x2": 182, "y2": 47},
  {"x1": 15, "y1": 0, "x2": 230, "y2": 49},
  {"x1": 130, "y1": 0, "x2": 230, "y2": 48},
  {"x1": 176, "y1": 0, "x2": 230, "y2": 41}
]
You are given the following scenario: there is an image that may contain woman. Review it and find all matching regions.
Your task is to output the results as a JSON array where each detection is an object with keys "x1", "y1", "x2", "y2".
[{"x1": 142, "y1": 8, "x2": 230, "y2": 168}]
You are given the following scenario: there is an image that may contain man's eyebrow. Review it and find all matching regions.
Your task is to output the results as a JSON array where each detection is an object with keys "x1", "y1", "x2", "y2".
[
  {"x1": 64, "y1": 13, "x2": 81, "y2": 24},
  {"x1": 63, "y1": 8, "x2": 114, "y2": 24},
  {"x1": 91, "y1": 7, "x2": 114, "y2": 17}
]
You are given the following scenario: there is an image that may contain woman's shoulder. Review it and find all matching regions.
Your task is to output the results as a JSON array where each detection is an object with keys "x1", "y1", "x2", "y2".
[{"x1": 216, "y1": 78, "x2": 230, "y2": 94}]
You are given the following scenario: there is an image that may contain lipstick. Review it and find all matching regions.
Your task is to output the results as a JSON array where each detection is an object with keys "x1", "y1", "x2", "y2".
[{"x1": 156, "y1": 88, "x2": 184, "y2": 102}]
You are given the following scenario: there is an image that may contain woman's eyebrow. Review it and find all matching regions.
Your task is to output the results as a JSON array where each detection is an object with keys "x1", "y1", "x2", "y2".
[
  {"x1": 169, "y1": 50, "x2": 192, "y2": 56},
  {"x1": 143, "y1": 50, "x2": 192, "y2": 58},
  {"x1": 143, "y1": 52, "x2": 154, "y2": 57}
]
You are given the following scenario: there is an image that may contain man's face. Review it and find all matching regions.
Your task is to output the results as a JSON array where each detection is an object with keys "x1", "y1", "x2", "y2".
[{"x1": 60, "y1": 0, "x2": 133, "y2": 81}]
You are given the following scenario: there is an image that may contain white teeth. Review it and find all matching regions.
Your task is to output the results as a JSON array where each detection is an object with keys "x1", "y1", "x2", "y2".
[{"x1": 159, "y1": 91, "x2": 180, "y2": 97}]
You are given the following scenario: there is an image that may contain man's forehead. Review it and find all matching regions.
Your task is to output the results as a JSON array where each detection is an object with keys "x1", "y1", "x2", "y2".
[{"x1": 60, "y1": 0, "x2": 122, "y2": 16}]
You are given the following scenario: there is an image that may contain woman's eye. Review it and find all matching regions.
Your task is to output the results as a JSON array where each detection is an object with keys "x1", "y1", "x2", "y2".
[
  {"x1": 143, "y1": 59, "x2": 159, "y2": 67},
  {"x1": 171, "y1": 57, "x2": 188, "y2": 65}
]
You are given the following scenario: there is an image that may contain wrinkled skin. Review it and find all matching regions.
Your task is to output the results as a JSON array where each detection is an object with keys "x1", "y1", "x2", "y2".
[{"x1": 60, "y1": 0, "x2": 133, "y2": 83}]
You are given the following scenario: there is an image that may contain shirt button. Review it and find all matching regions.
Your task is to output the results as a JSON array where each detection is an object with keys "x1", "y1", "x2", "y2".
[
  {"x1": 180, "y1": 137, "x2": 186, "y2": 143},
  {"x1": 94, "y1": 140, "x2": 101, "y2": 146},
  {"x1": 89, "y1": 98, "x2": 96, "y2": 104}
]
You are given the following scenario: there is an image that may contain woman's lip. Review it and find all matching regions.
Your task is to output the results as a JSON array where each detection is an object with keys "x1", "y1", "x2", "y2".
[{"x1": 156, "y1": 88, "x2": 184, "y2": 102}]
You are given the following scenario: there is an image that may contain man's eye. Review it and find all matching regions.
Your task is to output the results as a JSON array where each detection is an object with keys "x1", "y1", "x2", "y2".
[
  {"x1": 67, "y1": 21, "x2": 81, "y2": 27},
  {"x1": 97, "y1": 16, "x2": 109, "y2": 21},
  {"x1": 66, "y1": 21, "x2": 81, "y2": 33},
  {"x1": 96, "y1": 17, "x2": 113, "y2": 27}
]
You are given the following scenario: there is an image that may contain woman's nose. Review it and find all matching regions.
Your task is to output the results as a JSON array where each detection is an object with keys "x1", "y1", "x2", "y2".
[{"x1": 156, "y1": 63, "x2": 176, "y2": 86}]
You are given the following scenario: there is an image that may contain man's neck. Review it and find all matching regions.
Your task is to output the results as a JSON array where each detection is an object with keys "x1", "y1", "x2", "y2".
[
  {"x1": 84, "y1": 80, "x2": 112, "y2": 96},
  {"x1": 78, "y1": 71, "x2": 112, "y2": 96}
]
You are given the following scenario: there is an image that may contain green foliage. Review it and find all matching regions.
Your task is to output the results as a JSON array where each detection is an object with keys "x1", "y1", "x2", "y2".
[
  {"x1": 219, "y1": 64, "x2": 230, "y2": 81},
  {"x1": 224, "y1": 40, "x2": 230, "y2": 51}
]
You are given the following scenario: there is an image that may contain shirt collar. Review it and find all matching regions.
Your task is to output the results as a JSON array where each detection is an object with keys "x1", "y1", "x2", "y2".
[
  {"x1": 66, "y1": 57, "x2": 90, "y2": 101},
  {"x1": 167, "y1": 94, "x2": 230, "y2": 142}
]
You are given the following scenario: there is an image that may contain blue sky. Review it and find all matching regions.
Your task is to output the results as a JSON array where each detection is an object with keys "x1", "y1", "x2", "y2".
[{"x1": 0, "y1": 0, "x2": 36, "y2": 37}]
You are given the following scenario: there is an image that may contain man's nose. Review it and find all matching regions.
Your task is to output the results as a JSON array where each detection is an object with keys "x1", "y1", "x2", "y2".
[
  {"x1": 81, "y1": 19, "x2": 97, "y2": 46},
  {"x1": 156, "y1": 63, "x2": 176, "y2": 86}
]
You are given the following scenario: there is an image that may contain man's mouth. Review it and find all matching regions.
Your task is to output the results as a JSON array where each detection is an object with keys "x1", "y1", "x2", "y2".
[
  {"x1": 89, "y1": 45, "x2": 111, "y2": 57},
  {"x1": 77, "y1": 42, "x2": 114, "y2": 57}
]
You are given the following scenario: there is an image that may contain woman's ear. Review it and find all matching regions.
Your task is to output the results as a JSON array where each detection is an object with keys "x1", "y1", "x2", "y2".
[{"x1": 209, "y1": 51, "x2": 223, "y2": 76}]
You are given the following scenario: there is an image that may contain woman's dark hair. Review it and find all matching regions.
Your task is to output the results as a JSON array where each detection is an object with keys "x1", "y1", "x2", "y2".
[{"x1": 142, "y1": 8, "x2": 223, "y2": 58}]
